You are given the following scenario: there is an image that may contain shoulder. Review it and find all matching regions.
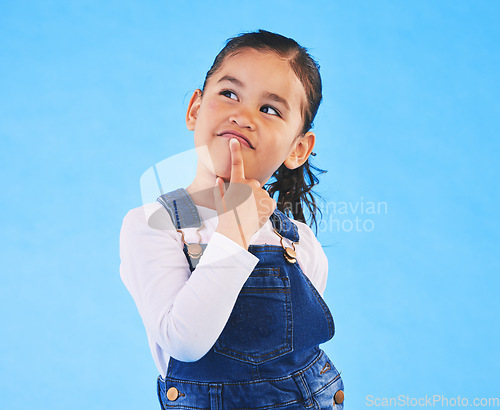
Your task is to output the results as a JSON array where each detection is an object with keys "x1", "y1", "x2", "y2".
[
  {"x1": 290, "y1": 219, "x2": 324, "y2": 257},
  {"x1": 119, "y1": 202, "x2": 187, "y2": 286},
  {"x1": 120, "y1": 201, "x2": 181, "y2": 255},
  {"x1": 121, "y1": 201, "x2": 177, "y2": 234}
]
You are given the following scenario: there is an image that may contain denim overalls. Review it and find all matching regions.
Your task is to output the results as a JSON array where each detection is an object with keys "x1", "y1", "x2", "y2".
[{"x1": 156, "y1": 188, "x2": 344, "y2": 409}]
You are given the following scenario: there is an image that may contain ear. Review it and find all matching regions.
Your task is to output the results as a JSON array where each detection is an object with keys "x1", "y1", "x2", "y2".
[
  {"x1": 283, "y1": 131, "x2": 316, "y2": 170},
  {"x1": 186, "y1": 89, "x2": 202, "y2": 131}
]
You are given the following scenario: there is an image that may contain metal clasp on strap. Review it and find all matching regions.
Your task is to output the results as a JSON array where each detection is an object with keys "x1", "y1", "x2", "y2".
[
  {"x1": 176, "y1": 223, "x2": 205, "y2": 259},
  {"x1": 273, "y1": 227, "x2": 299, "y2": 264}
]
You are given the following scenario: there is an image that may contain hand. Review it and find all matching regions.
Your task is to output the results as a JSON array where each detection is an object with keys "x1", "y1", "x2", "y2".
[{"x1": 213, "y1": 138, "x2": 276, "y2": 249}]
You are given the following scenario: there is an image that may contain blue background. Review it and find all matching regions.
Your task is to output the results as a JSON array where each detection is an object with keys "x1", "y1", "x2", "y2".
[{"x1": 1, "y1": 1, "x2": 498, "y2": 409}]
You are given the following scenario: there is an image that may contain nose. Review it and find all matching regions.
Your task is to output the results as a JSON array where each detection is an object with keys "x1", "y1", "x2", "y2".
[{"x1": 229, "y1": 106, "x2": 255, "y2": 130}]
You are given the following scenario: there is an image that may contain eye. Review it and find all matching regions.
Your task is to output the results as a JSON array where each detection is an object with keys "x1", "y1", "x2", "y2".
[
  {"x1": 220, "y1": 90, "x2": 238, "y2": 101},
  {"x1": 261, "y1": 105, "x2": 281, "y2": 117}
]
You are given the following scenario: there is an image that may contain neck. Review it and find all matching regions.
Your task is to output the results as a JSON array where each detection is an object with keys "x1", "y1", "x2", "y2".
[
  {"x1": 185, "y1": 162, "x2": 220, "y2": 210},
  {"x1": 185, "y1": 158, "x2": 273, "y2": 210}
]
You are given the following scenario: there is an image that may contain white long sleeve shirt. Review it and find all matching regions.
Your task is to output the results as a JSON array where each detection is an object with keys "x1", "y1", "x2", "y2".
[{"x1": 119, "y1": 200, "x2": 329, "y2": 377}]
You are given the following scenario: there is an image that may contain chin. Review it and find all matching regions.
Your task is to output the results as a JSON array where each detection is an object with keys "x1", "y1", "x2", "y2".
[
  {"x1": 211, "y1": 155, "x2": 232, "y2": 179},
  {"x1": 213, "y1": 165, "x2": 231, "y2": 181}
]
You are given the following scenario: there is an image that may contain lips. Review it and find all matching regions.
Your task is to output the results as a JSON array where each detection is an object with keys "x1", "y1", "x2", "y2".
[{"x1": 217, "y1": 130, "x2": 254, "y2": 149}]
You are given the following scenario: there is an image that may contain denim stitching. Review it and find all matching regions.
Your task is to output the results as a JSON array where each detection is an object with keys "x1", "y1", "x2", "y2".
[
  {"x1": 157, "y1": 189, "x2": 336, "y2": 408},
  {"x1": 162, "y1": 350, "x2": 325, "y2": 386},
  {"x1": 312, "y1": 372, "x2": 342, "y2": 396},
  {"x1": 239, "y1": 289, "x2": 289, "y2": 294},
  {"x1": 273, "y1": 209, "x2": 299, "y2": 241},
  {"x1": 232, "y1": 398, "x2": 304, "y2": 409},
  {"x1": 179, "y1": 189, "x2": 199, "y2": 228},
  {"x1": 158, "y1": 189, "x2": 203, "y2": 231},
  {"x1": 298, "y1": 374, "x2": 315, "y2": 408},
  {"x1": 173, "y1": 200, "x2": 182, "y2": 229},
  {"x1": 289, "y1": 263, "x2": 335, "y2": 338},
  {"x1": 214, "y1": 343, "x2": 293, "y2": 362},
  {"x1": 160, "y1": 372, "x2": 307, "y2": 409},
  {"x1": 319, "y1": 362, "x2": 330, "y2": 375},
  {"x1": 157, "y1": 376, "x2": 165, "y2": 410},
  {"x1": 214, "y1": 266, "x2": 293, "y2": 363},
  {"x1": 250, "y1": 273, "x2": 280, "y2": 277},
  {"x1": 247, "y1": 246, "x2": 295, "y2": 253},
  {"x1": 209, "y1": 384, "x2": 221, "y2": 410},
  {"x1": 251, "y1": 268, "x2": 280, "y2": 277},
  {"x1": 164, "y1": 403, "x2": 205, "y2": 409},
  {"x1": 179, "y1": 190, "x2": 199, "y2": 227}
]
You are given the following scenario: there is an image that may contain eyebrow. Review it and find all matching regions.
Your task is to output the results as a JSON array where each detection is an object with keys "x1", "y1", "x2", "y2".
[
  {"x1": 217, "y1": 75, "x2": 244, "y2": 87},
  {"x1": 217, "y1": 75, "x2": 291, "y2": 113},
  {"x1": 264, "y1": 92, "x2": 290, "y2": 112}
]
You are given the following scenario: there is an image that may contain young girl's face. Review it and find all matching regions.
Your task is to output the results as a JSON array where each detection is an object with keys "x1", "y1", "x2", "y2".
[{"x1": 186, "y1": 48, "x2": 315, "y2": 186}]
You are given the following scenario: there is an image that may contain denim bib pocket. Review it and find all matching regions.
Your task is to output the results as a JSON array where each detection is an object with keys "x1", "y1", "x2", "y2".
[
  {"x1": 298, "y1": 264, "x2": 335, "y2": 340},
  {"x1": 214, "y1": 267, "x2": 293, "y2": 364}
]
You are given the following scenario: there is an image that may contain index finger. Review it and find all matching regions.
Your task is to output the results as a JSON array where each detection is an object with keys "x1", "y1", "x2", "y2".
[{"x1": 229, "y1": 138, "x2": 245, "y2": 181}]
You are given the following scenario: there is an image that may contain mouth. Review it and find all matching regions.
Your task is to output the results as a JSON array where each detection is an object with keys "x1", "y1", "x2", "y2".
[{"x1": 217, "y1": 130, "x2": 254, "y2": 149}]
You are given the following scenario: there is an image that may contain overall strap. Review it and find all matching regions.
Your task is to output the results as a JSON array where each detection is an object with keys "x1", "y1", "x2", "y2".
[
  {"x1": 269, "y1": 208, "x2": 300, "y2": 243},
  {"x1": 157, "y1": 188, "x2": 202, "y2": 229},
  {"x1": 156, "y1": 188, "x2": 300, "y2": 268},
  {"x1": 157, "y1": 188, "x2": 207, "y2": 270}
]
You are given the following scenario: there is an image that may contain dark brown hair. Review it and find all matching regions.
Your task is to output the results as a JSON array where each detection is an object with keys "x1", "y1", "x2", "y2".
[{"x1": 202, "y1": 30, "x2": 327, "y2": 233}]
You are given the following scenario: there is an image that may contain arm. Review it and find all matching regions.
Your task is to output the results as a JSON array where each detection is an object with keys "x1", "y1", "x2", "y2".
[{"x1": 119, "y1": 204, "x2": 259, "y2": 362}]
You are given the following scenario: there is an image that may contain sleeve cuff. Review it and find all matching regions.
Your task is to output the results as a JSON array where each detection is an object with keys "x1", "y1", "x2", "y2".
[{"x1": 198, "y1": 231, "x2": 260, "y2": 268}]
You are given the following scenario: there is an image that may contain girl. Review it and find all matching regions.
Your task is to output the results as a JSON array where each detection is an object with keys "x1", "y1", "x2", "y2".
[{"x1": 120, "y1": 30, "x2": 344, "y2": 409}]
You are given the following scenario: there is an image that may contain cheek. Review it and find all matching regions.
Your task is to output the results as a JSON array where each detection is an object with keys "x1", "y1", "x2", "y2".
[{"x1": 204, "y1": 99, "x2": 223, "y2": 114}]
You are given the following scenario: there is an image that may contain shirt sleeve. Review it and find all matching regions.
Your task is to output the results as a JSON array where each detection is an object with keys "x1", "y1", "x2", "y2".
[
  {"x1": 119, "y1": 205, "x2": 260, "y2": 362},
  {"x1": 313, "y1": 245, "x2": 329, "y2": 297},
  {"x1": 292, "y1": 220, "x2": 329, "y2": 297}
]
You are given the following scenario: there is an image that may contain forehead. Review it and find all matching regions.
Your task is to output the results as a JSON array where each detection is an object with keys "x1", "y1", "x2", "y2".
[{"x1": 209, "y1": 48, "x2": 307, "y2": 114}]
